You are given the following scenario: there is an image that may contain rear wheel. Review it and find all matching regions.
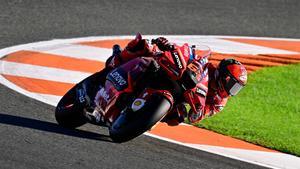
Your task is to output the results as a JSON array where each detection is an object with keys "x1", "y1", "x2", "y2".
[
  {"x1": 109, "y1": 93, "x2": 171, "y2": 143},
  {"x1": 55, "y1": 86, "x2": 87, "y2": 129},
  {"x1": 55, "y1": 70, "x2": 109, "y2": 129}
]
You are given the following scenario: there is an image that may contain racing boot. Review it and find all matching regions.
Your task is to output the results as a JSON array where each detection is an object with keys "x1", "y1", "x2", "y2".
[
  {"x1": 85, "y1": 86, "x2": 110, "y2": 127},
  {"x1": 105, "y1": 44, "x2": 122, "y2": 69},
  {"x1": 85, "y1": 107, "x2": 108, "y2": 126},
  {"x1": 112, "y1": 44, "x2": 122, "y2": 56}
]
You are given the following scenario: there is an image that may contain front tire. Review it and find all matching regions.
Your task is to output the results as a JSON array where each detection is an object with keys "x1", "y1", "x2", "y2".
[{"x1": 109, "y1": 93, "x2": 171, "y2": 143}]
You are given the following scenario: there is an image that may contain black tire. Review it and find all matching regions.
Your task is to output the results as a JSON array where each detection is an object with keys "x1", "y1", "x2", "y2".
[
  {"x1": 55, "y1": 86, "x2": 87, "y2": 129},
  {"x1": 109, "y1": 93, "x2": 171, "y2": 143},
  {"x1": 55, "y1": 70, "x2": 109, "y2": 129}
]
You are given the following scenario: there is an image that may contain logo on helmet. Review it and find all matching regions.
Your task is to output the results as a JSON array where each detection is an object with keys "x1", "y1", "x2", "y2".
[{"x1": 239, "y1": 67, "x2": 247, "y2": 83}]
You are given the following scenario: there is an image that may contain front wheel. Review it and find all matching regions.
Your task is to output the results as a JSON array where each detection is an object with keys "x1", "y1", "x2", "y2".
[{"x1": 109, "y1": 93, "x2": 171, "y2": 143}]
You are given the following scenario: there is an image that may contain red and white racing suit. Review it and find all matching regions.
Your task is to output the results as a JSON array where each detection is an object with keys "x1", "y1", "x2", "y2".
[{"x1": 106, "y1": 35, "x2": 229, "y2": 125}]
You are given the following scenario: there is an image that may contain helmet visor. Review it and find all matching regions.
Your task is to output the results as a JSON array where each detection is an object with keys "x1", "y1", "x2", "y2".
[
  {"x1": 228, "y1": 82, "x2": 243, "y2": 96},
  {"x1": 223, "y1": 74, "x2": 244, "y2": 96}
]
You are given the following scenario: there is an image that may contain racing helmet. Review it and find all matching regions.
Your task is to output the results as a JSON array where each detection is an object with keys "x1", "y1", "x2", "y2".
[{"x1": 216, "y1": 59, "x2": 247, "y2": 96}]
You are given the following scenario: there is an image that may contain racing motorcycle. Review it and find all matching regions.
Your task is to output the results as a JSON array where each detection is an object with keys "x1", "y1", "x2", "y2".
[{"x1": 55, "y1": 38, "x2": 211, "y2": 143}]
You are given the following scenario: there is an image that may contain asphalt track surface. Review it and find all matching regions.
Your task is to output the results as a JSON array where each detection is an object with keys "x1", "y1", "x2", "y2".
[{"x1": 0, "y1": 0, "x2": 299, "y2": 168}]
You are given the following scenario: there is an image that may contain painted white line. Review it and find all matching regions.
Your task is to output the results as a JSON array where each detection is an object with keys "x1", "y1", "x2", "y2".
[
  {"x1": 30, "y1": 44, "x2": 111, "y2": 62},
  {"x1": 188, "y1": 144, "x2": 300, "y2": 169},
  {"x1": 0, "y1": 60, "x2": 91, "y2": 84},
  {"x1": 144, "y1": 133, "x2": 280, "y2": 169}
]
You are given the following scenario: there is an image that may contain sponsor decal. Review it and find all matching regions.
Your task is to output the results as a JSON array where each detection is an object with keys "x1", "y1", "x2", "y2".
[
  {"x1": 187, "y1": 62, "x2": 199, "y2": 72},
  {"x1": 184, "y1": 45, "x2": 190, "y2": 57},
  {"x1": 110, "y1": 71, "x2": 127, "y2": 86},
  {"x1": 131, "y1": 98, "x2": 146, "y2": 112},
  {"x1": 97, "y1": 87, "x2": 110, "y2": 102},
  {"x1": 78, "y1": 88, "x2": 86, "y2": 103},
  {"x1": 196, "y1": 87, "x2": 207, "y2": 97},
  {"x1": 199, "y1": 57, "x2": 208, "y2": 66},
  {"x1": 142, "y1": 92, "x2": 148, "y2": 98},
  {"x1": 172, "y1": 51, "x2": 183, "y2": 69},
  {"x1": 239, "y1": 67, "x2": 248, "y2": 82},
  {"x1": 239, "y1": 74, "x2": 247, "y2": 82},
  {"x1": 215, "y1": 105, "x2": 224, "y2": 112}
]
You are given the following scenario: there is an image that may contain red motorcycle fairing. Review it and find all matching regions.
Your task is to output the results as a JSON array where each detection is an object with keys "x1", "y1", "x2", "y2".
[
  {"x1": 96, "y1": 57, "x2": 157, "y2": 123},
  {"x1": 96, "y1": 42, "x2": 211, "y2": 124},
  {"x1": 156, "y1": 43, "x2": 191, "y2": 81}
]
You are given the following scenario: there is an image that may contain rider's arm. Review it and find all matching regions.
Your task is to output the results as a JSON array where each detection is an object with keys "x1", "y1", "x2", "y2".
[
  {"x1": 184, "y1": 88, "x2": 206, "y2": 123},
  {"x1": 184, "y1": 70, "x2": 209, "y2": 123},
  {"x1": 203, "y1": 63, "x2": 229, "y2": 117},
  {"x1": 183, "y1": 54, "x2": 212, "y2": 123},
  {"x1": 186, "y1": 80, "x2": 229, "y2": 123}
]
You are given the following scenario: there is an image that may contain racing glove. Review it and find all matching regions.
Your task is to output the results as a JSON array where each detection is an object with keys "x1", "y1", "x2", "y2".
[
  {"x1": 188, "y1": 103, "x2": 204, "y2": 123},
  {"x1": 152, "y1": 37, "x2": 172, "y2": 51},
  {"x1": 184, "y1": 89, "x2": 206, "y2": 123}
]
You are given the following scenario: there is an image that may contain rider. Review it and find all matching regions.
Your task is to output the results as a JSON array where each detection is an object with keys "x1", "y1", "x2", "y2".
[{"x1": 102, "y1": 33, "x2": 247, "y2": 125}]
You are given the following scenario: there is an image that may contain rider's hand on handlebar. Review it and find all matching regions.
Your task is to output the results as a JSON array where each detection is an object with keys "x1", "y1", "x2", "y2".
[
  {"x1": 152, "y1": 37, "x2": 172, "y2": 51},
  {"x1": 188, "y1": 104, "x2": 204, "y2": 123}
]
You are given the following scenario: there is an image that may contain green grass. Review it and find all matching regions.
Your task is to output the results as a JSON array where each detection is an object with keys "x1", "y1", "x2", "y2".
[{"x1": 194, "y1": 63, "x2": 300, "y2": 156}]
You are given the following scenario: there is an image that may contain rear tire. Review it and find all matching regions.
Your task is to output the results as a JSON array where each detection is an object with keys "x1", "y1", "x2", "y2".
[
  {"x1": 109, "y1": 93, "x2": 171, "y2": 143},
  {"x1": 55, "y1": 86, "x2": 87, "y2": 129}
]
